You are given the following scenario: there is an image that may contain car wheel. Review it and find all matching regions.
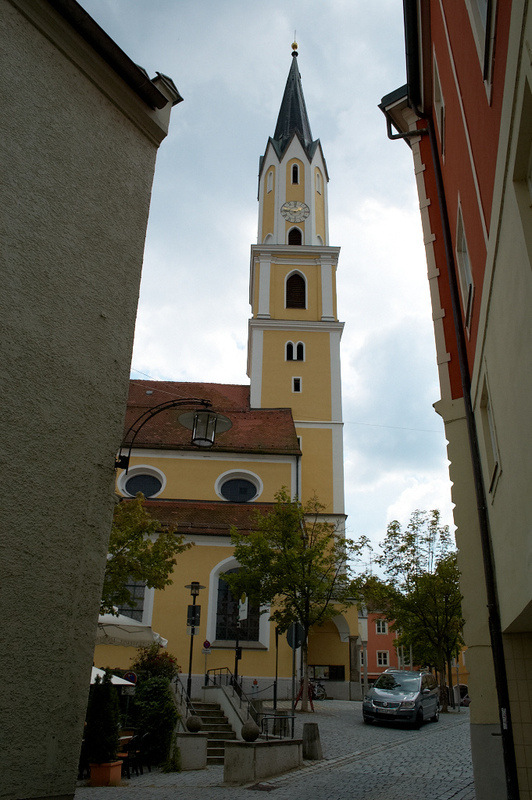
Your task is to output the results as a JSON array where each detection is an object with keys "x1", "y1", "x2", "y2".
[
  {"x1": 430, "y1": 708, "x2": 439, "y2": 722},
  {"x1": 413, "y1": 710, "x2": 423, "y2": 729}
]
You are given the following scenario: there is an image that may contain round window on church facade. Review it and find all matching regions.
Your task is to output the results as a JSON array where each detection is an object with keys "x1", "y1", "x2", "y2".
[
  {"x1": 124, "y1": 473, "x2": 162, "y2": 498},
  {"x1": 220, "y1": 478, "x2": 257, "y2": 503}
]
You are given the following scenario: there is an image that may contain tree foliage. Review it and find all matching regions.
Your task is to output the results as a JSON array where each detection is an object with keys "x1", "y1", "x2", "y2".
[
  {"x1": 223, "y1": 488, "x2": 359, "y2": 710},
  {"x1": 101, "y1": 494, "x2": 191, "y2": 614},
  {"x1": 131, "y1": 644, "x2": 180, "y2": 683},
  {"x1": 354, "y1": 510, "x2": 463, "y2": 711}
]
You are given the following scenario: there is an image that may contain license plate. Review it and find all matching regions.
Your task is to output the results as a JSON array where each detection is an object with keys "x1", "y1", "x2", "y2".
[{"x1": 380, "y1": 707, "x2": 395, "y2": 713}]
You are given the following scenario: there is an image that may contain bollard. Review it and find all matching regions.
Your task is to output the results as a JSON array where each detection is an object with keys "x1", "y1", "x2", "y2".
[{"x1": 302, "y1": 722, "x2": 323, "y2": 760}]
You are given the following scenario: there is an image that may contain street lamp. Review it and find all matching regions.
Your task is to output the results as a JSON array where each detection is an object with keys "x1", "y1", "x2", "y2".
[
  {"x1": 115, "y1": 398, "x2": 232, "y2": 470},
  {"x1": 185, "y1": 581, "x2": 205, "y2": 699}
]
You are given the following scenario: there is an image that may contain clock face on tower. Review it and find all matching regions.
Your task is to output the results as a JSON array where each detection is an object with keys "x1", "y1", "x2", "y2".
[{"x1": 280, "y1": 201, "x2": 310, "y2": 223}]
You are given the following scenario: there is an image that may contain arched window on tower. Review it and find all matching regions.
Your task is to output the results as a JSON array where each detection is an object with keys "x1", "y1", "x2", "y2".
[
  {"x1": 292, "y1": 163, "x2": 299, "y2": 184},
  {"x1": 288, "y1": 227, "x2": 302, "y2": 246},
  {"x1": 267, "y1": 170, "x2": 274, "y2": 193},
  {"x1": 286, "y1": 341, "x2": 294, "y2": 361},
  {"x1": 316, "y1": 171, "x2": 322, "y2": 194},
  {"x1": 286, "y1": 272, "x2": 306, "y2": 309},
  {"x1": 296, "y1": 342, "x2": 305, "y2": 361}
]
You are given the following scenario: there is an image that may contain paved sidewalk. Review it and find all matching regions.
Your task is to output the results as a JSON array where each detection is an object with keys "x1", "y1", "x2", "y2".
[{"x1": 75, "y1": 701, "x2": 475, "y2": 800}]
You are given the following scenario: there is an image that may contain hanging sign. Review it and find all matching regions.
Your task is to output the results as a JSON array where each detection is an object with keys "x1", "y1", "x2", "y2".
[{"x1": 238, "y1": 593, "x2": 248, "y2": 622}]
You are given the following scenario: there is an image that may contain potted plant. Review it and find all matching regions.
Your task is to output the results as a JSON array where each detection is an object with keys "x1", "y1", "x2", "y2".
[{"x1": 85, "y1": 672, "x2": 122, "y2": 786}]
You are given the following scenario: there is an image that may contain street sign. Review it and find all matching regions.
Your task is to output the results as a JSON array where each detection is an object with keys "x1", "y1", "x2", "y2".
[
  {"x1": 186, "y1": 626, "x2": 198, "y2": 636},
  {"x1": 203, "y1": 640, "x2": 211, "y2": 649},
  {"x1": 187, "y1": 604, "x2": 201, "y2": 627},
  {"x1": 123, "y1": 671, "x2": 137, "y2": 684},
  {"x1": 287, "y1": 622, "x2": 305, "y2": 650},
  {"x1": 238, "y1": 594, "x2": 248, "y2": 622}
]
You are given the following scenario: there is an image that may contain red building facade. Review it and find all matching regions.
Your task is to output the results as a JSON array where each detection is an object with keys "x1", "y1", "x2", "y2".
[{"x1": 381, "y1": 2, "x2": 532, "y2": 799}]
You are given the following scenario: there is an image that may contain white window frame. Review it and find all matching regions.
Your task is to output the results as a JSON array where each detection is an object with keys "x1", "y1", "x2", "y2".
[
  {"x1": 214, "y1": 469, "x2": 263, "y2": 502},
  {"x1": 117, "y1": 463, "x2": 166, "y2": 498},
  {"x1": 433, "y1": 53, "x2": 445, "y2": 156},
  {"x1": 207, "y1": 556, "x2": 270, "y2": 648},
  {"x1": 292, "y1": 377, "x2": 302, "y2": 393},
  {"x1": 375, "y1": 619, "x2": 388, "y2": 635},
  {"x1": 456, "y1": 205, "x2": 474, "y2": 330},
  {"x1": 377, "y1": 651, "x2": 389, "y2": 668},
  {"x1": 479, "y1": 379, "x2": 501, "y2": 495},
  {"x1": 464, "y1": 0, "x2": 497, "y2": 94}
]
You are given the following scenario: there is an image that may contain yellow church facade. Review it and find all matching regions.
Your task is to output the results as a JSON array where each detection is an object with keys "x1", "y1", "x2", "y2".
[{"x1": 94, "y1": 47, "x2": 360, "y2": 700}]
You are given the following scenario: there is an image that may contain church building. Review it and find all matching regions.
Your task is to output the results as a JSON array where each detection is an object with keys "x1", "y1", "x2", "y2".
[{"x1": 94, "y1": 45, "x2": 360, "y2": 700}]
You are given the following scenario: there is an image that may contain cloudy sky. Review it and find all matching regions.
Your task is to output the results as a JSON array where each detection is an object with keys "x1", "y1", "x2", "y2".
[{"x1": 81, "y1": 0, "x2": 454, "y2": 556}]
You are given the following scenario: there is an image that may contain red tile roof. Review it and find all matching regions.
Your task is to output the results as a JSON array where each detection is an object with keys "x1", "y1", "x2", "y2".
[
  {"x1": 124, "y1": 380, "x2": 300, "y2": 455},
  {"x1": 142, "y1": 499, "x2": 275, "y2": 537}
]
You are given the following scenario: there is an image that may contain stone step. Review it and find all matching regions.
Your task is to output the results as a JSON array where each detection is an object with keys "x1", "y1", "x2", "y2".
[{"x1": 206, "y1": 730, "x2": 237, "y2": 740}]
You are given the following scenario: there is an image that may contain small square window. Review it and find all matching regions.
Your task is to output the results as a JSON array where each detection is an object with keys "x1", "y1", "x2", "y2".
[
  {"x1": 377, "y1": 651, "x2": 389, "y2": 667},
  {"x1": 375, "y1": 619, "x2": 388, "y2": 635},
  {"x1": 292, "y1": 377, "x2": 302, "y2": 393}
]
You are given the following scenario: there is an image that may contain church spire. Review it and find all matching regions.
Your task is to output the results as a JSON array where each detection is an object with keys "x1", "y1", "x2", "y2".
[{"x1": 272, "y1": 44, "x2": 314, "y2": 157}]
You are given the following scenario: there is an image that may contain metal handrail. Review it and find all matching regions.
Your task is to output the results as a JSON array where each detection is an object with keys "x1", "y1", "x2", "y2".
[
  {"x1": 205, "y1": 667, "x2": 260, "y2": 724},
  {"x1": 171, "y1": 673, "x2": 198, "y2": 725},
  {"x1": 205, "y1": 668, "x2": 294, "y2": 739},
  {"x1": 260, "y1": 712, "x2": 295, "y2": 740}
]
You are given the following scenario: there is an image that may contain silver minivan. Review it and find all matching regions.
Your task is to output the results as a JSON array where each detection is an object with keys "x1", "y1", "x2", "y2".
[{"x1": 362, "y1": 670, "x2": 440, "y2": 728}]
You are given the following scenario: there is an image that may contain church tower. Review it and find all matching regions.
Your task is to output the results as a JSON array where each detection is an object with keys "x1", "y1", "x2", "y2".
[{"x1": 247, "y1": 43, "x2": 345, "y2": 519}]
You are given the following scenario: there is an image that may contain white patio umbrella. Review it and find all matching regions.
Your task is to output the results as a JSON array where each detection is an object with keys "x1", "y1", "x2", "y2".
[
  {"x1": 90, "y1": 666, "x2": 136, "y2": 686},
  {"x1": 96, "y1": 613, "x2": 168, "y2": 648}
]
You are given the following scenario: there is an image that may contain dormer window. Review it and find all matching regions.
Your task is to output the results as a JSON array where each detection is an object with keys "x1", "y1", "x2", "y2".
[{"x1": 292, "y1": 164, "x2": 299, "y2": 184}]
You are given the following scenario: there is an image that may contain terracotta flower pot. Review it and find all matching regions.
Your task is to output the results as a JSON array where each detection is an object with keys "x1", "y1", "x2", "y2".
[{"x1": 89, "y1": 760, "x2": 123, "y2": 786}]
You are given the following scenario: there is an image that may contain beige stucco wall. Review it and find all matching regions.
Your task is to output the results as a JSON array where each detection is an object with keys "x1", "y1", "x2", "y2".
[{"x1": 1, "y1": 2, "x2": 174, "y2": 798}]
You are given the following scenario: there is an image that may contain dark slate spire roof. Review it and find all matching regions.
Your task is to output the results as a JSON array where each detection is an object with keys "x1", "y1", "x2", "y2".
[{"x1": 272, "y1": 51, "x2": 315, "y2": 158}]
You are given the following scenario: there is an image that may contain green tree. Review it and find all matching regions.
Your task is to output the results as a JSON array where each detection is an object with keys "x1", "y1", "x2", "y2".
[
  {"x1": 101, "y1": 493, "x2": 191, "y2": 614},
  {"x1": 223, "y1": 489, "x2": 360, "y2": 711},
  {"x1": 355, "y1": 510, "x2": 463, "y2": 712},
  {"x1": 133, "y1": 676, "x2": 178, "y2": 765}
]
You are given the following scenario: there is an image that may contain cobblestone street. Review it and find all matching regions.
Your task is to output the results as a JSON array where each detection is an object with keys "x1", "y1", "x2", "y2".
[{"x1": 76, "y1": 701, "x2": 475, "y2": 800}]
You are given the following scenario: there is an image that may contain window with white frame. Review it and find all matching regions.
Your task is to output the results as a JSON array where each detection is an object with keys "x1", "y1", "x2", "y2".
[
  {"x1": 480, "y1": 380, "x2": 500, "y2": 493},
  {"x1": 464, "y1": 0, "x2": 497, "y2": 84},
  {"x1": 456, "y1": 207, "x2": 474, "y2": 329},
  {"x1": 292, "y1": 163, "x2": 299, "y2": 184},
  {"x1": 375, "y1": 619, "x2": 388, "y2": 635},
  {"x1": 292, "y1": 377, "x2": 302, "y2": 393},
  {"x1": 117, "y1": 579, "x2": 146, "y2": 622},
  {"x1": 377, "y1": 651, "x2": 389, "y2": 667},
  {"x1": 286, "y1": 341, "x2": 304, "y2": 361},
  {"x1": 360, "y1": 649, "x2": 364, "y2": 666},
  {"x1": 267, "y1": 169, "x2": 274, "y2": 193},
  {"x1": 433, "y1": 55, "x2": 445, "y2": 155}
]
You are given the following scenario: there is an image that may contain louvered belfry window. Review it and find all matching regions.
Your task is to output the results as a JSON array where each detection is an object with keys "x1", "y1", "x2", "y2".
[{"x1": 286, "y1": 273, "x2": 306, "y2": 308}]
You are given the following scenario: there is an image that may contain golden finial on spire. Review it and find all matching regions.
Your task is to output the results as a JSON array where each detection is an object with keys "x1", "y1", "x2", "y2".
[{"x1": 292, "y1": 32, "x2": 298, "y2": 56}]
